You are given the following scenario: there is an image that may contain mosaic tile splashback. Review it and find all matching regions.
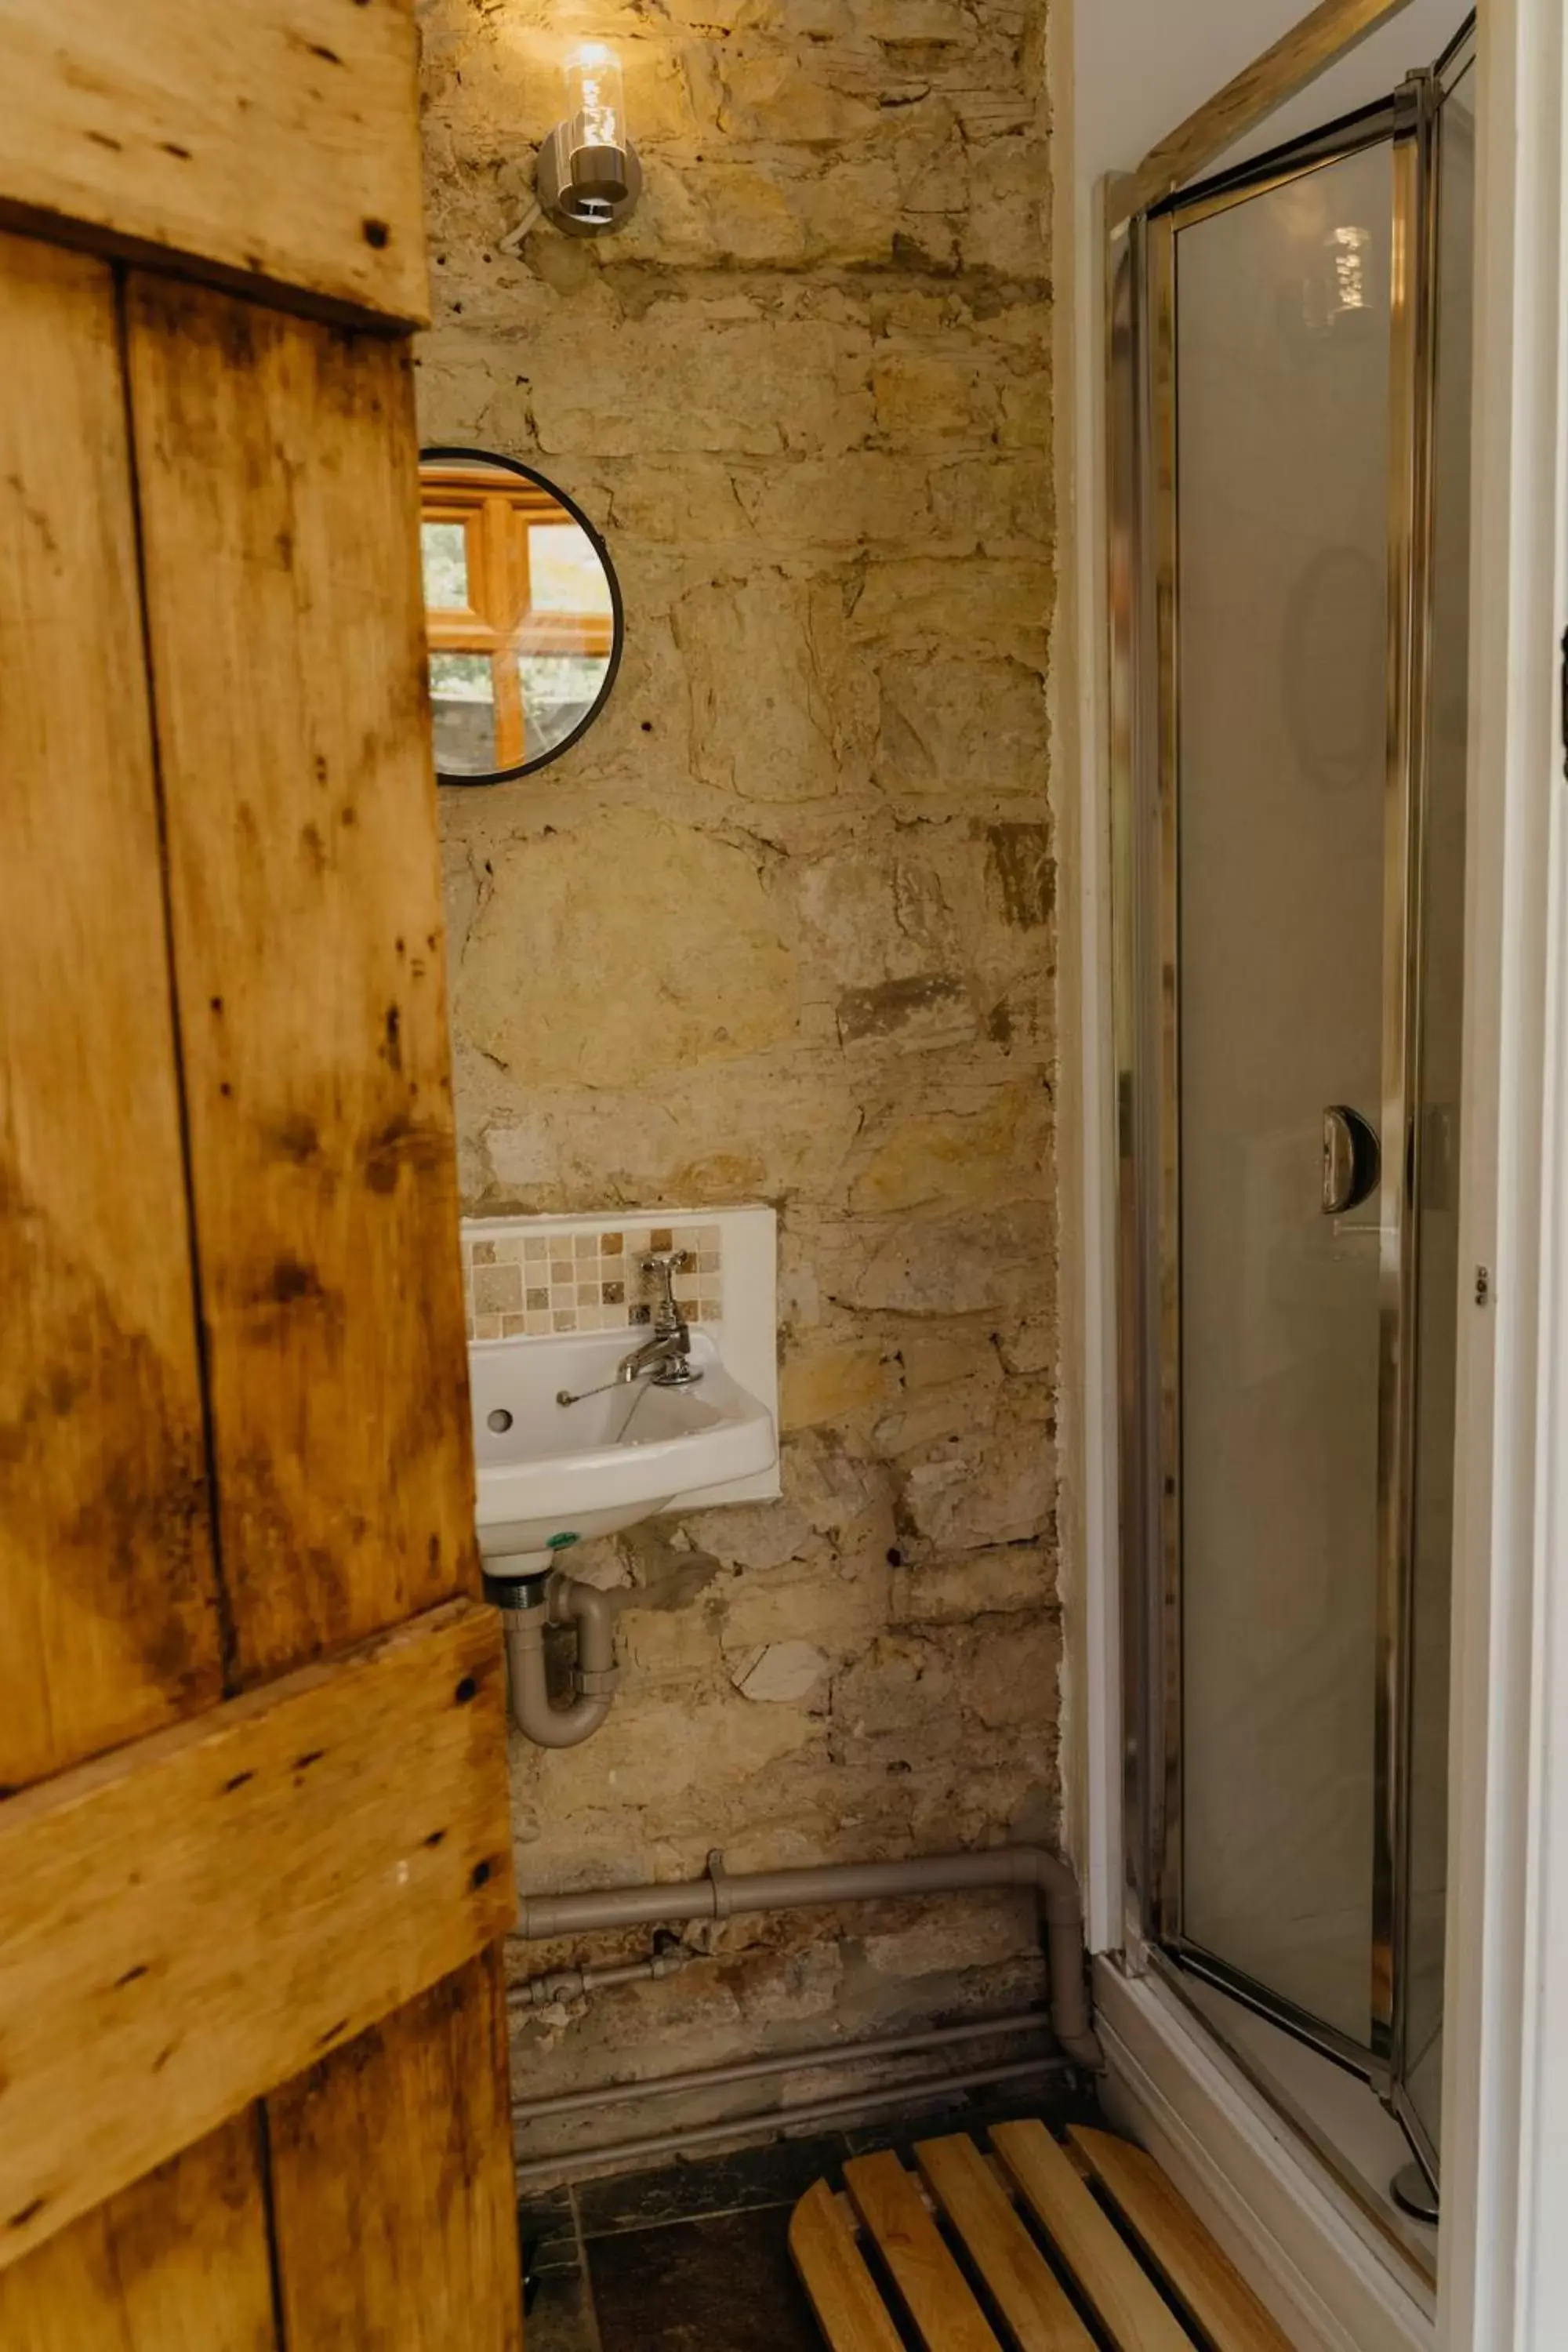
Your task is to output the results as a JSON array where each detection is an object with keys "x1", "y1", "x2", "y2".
[{"x1": 461, "y1": 1218, "x2": 724, "y2": 1343}]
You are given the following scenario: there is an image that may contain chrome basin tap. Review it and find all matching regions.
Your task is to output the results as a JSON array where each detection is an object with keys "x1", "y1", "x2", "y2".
[{"x1": 617, "y1": 1249, "x2": 701, "y2": 1388}]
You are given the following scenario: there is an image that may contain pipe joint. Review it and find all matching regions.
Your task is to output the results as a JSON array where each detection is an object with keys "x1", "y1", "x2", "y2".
[{"x1": 501, "y1": 1570, "x2": 622, "y2": 1749}]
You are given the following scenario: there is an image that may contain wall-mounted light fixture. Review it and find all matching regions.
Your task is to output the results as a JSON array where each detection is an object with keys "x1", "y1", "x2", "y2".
[{"x1": 537, "y1": 43, "x2": 642, "y2": 237}]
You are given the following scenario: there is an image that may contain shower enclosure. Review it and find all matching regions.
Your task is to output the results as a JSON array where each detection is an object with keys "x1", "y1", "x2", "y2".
[{"x1": 1109, "y1": 18, "x2": 1475, "y2": 2211}]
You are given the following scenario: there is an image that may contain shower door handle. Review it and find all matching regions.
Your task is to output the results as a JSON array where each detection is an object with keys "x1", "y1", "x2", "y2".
[{"x1": 1322, "y1": 1105, "x2": 1381, "y2": 1215}]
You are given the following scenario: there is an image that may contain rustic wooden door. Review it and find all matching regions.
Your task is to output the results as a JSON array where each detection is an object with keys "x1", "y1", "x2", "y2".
[{"x1": 0, "y1": 4, "x2": 524, "y2": 2343}]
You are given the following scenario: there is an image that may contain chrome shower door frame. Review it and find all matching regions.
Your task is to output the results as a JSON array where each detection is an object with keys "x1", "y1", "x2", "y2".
[
  {"x1": 1383, "y1": 16, "x2": 1478, "y2": 2192},
  {"x1": 1109, "y1": 62, "x2": 1461, "y2": 2135}
]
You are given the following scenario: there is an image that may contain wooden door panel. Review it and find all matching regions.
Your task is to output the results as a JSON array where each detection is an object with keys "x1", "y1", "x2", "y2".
[
  {"x1": 0, "y1": 226, "x2": 222, "y2": 1791},
  {"x1": 123, "y1": 275, "x2": 478, "y2": 1688},
  {"x1": 270, "y1": 1948, "x2": 523, "y2": 2352},
  {"x1": 0, "y1": 15, "x2": 523, "y2": 2342},
  {"x1": 0, "y1": 0, "x2": 428, "y2": 326},
  {"x1": 0, "y1": 2116, "x2": 277, "y2": 2352},
  {"x1": 0, "y1": 1599, "x2": 512, "y2": 2272}
]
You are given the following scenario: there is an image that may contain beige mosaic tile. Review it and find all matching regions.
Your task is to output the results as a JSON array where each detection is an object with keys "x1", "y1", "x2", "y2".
[
  {"x1": 473, "y1": 1263, "x2": 522, "y2": 1316},
  {"x1": 462, "y1": 1217, "x2": 727, "y2": 1340}
]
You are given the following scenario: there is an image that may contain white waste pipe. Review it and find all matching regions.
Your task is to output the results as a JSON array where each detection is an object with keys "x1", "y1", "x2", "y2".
[{"x1": 517, "y1": 1846, "x2": 1102, "y2": 2068}]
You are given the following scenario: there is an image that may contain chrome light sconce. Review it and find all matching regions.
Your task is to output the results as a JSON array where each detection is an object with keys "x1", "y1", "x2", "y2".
[{"x1": 537, "y1": 43, "x2": 642, "y2": 237}]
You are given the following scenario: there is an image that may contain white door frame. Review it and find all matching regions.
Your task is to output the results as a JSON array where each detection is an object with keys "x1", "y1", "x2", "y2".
[
  {"x1": 1436, "y1": 0, "x2": 1568, "y2": 2341},
  {"x1": 1062, "y1": 0, "x2": 1568, "y2": 2342}
]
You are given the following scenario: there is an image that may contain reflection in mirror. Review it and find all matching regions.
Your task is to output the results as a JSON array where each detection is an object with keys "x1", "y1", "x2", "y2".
[{"x1": 418, "y1": 450, "x2": 622, "y2": 783}]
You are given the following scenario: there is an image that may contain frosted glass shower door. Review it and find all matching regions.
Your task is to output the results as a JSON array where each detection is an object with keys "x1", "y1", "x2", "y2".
[{"x1": 1172, "y1": 142, "x2": 1396, "y2": 2053}]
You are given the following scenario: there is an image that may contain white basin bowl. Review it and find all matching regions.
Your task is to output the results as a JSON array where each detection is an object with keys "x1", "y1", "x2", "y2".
[{"x1": 470, "y1": 1328, "x2": 776, "y2": 1568}]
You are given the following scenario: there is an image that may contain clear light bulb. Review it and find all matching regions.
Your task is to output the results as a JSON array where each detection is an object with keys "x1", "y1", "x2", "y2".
[{"x1": 564, "y1": 42, "x2": 625, "y2": 153}]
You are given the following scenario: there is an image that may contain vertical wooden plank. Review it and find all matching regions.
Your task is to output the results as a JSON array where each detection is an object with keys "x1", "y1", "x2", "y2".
[
  {"x1": 0, "y1": 227, "x2": 221, "y2": 1790},
  {"x1": 123, "y1": 273, "x2": 518, "y2": 2345},
  {"x1": 844, "y1": 2151, "x2": 1002, "y2": 2352},
  {"x1": 123, "y1": 274, "x2": 477, "y2": 1686},
  {"x1": 0, "y1": 2117, "x2": 277, "y2": 2352},
  {"x1": 915, "y1": 2136, "x2": 1094, "y2": 2350},
  {"x1": 268, "y1": 1948, "x2": 522, "y2": 2352},
  {"x1": 992, "y1": 2122, "x2": 1198, "y2": 2352},
  {"x1": 788, "y1": 2180, "x2": 907, "y2": 2352},
  {"x1": 1068, "y1": 2129, "x2": 1296, "y2": 2352}
]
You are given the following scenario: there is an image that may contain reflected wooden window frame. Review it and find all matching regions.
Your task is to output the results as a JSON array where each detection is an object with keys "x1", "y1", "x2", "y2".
[{"x1": 419, "y1": 454, "x2": 620, "y2": 779}]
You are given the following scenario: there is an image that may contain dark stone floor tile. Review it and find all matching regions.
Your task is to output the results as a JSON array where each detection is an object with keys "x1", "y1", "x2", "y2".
[
  {"x1": 521, "y1": 2267, "x2": 602, "y2": 2352},
  {"x1": 575, "y1": 2129, "x2": 854, "y2": 2238},
  {"x1": 590, "y1": 2208, "x2": 822, "y2": 2352}
]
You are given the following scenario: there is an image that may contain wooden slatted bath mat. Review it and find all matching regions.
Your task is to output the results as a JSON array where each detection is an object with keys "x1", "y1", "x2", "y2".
[{"x1": 789, "y1": 2119, "x2": 1296, "y2": 2351}]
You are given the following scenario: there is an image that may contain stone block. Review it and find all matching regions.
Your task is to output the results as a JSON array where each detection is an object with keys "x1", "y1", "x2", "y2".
[
  {"x1": 928, "y1": 453, "x2": 1054, "y2": 551},
  {"x1": 780, "y1": 1336, "x2": 894, "y2": 1430},
  {"x1": 739, "y1": 455, "x2": 936, "y2": 550},
  {"x1": 673, "y1": 571, "x2": 876, "y2": 800},
  {"x1": 581, "y1": 1690, "x2": 825, "y2": 1802},
  {"x1": 528, "y1": 316, "x2": 874, "y2": 460},
  {"x1": 857, "y1": 1889, "x2": 1034, "y2": 1979},
  {"x1": 873, "y1": 1370, "x2": 1003, "y2": 1461},
  {"x1": 792, "y1": 837, "x2": 964, "y2": 996},
  {"x1": 719, "y1": 1559, "x2": 889, "y2": 1653},
  {"x1": 891, "y1": 1544, "x2": 1054, "y2": 1624},
  {"x1": 701, "y1": 1501, "x2": 817, "y2": 1576},
  {"x1": 730, "y1": 1639, "x2": 833, "y2": 1705},
  {"x1": 782, "y1": 1428, "x2": 887, "y2": 1537},
  {"x1": 850, "y1": 558, "x2": 1052, "y2": 666},
  {"x1": 840, "y1": 1201, "x2": 1051, "y2": 1316},
  {"x1": 875, "y1": 651, "x2": 1050, "y2": 797},
  {"x1": 850, "y1": 1086, "x2": 1040, "y2": 1215},
  {"x1": 873, "y1": 348, "x2": 998, "y2": 440},
  {"x1": 899, "y1": 1429, "x2": 1054, "y2": 1553},
  {"x1": 952, "y1": 1616, "x2": 1063, "y2": 1730},
  {"x1": 831, "y1": 1632, "x2": 955, "y2": 1738},
  {"x1": 898, "y1": 1326, "x2": 1007, "y2": 1391},
  {"x1": 459, "y1": 808, "x2": 797, "y2": 1087}
]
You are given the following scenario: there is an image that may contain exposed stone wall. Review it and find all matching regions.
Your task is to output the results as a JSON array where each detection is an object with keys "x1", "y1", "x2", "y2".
[{"x1": 415, "y1": 0, "x2": 1060, "y2": 2161}]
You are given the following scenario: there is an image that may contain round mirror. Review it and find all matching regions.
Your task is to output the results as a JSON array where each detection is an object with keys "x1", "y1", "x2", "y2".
[{"x1": 418, "y1": 448, "x2": 623, "y2": 784}]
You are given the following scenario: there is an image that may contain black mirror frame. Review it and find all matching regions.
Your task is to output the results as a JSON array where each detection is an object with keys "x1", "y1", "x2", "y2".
[{"x1": 419, "y1": 445, "x2": 626, "y2": 786}]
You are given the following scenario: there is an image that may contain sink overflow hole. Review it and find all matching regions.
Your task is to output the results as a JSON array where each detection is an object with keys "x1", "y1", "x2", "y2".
[{"x1": 486, "y1": 1408, "x2": 514, "y2": 1434}]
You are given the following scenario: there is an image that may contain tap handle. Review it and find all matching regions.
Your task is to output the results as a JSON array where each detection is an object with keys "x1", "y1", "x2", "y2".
[{"x1": 641, "y1": 1248, "x2": 689, "y2": 1323}]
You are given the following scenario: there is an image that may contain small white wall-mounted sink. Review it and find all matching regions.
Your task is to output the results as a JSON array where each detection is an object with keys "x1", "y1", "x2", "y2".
[{"x1": 470, "y1": 1330, "x2": 777, "y2": 1570}]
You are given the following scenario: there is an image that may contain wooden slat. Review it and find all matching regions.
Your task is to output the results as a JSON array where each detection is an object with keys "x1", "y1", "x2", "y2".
[
  {"x1": 789, "y1": 2179, "x2": 907, "y2": 2352},
  {"x1": 269, "y1": 1947, "x2": 523, "y2": 2352},
  {"x1": 0, "y1": 0, "x2": 427, "y2": 325},
  {"x1": 0, "y1": 225, "x2": 223, "y2": 1792},
  {"x1": 991, "y1": 2123, "x2": 1197, "y2": 2352},
  {"x1": 0, "y1": 1599, "x2": 512, "y2": 2273},
  {"x1": 0, "y1": 2115, "x2": 276, "y2": 2351},
  {"x1": 916, "y1": 2136, "x2": 1095, "y2": 2351},
  {"x1": 1116, "y1": 0, "x2": 1417, "y2": 221},
  {"x1": 124, "y1": 275, "x2": 478, "y2": 1686},
  {"x1": 1070, "y1": 2129, "x2": 1296, "y2": 2352},
  {"x1": 844, "y1": 2151, "x2": 1001, "y2": 2352}
]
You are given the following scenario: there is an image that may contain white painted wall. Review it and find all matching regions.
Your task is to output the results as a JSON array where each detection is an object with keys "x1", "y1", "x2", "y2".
[
  {"x1": 1073, "y1": 0, "x2": 1305, "y2": 187},
  {"x1": 1074, "y1": 0, "x2": 1467, "y2": 187}
]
